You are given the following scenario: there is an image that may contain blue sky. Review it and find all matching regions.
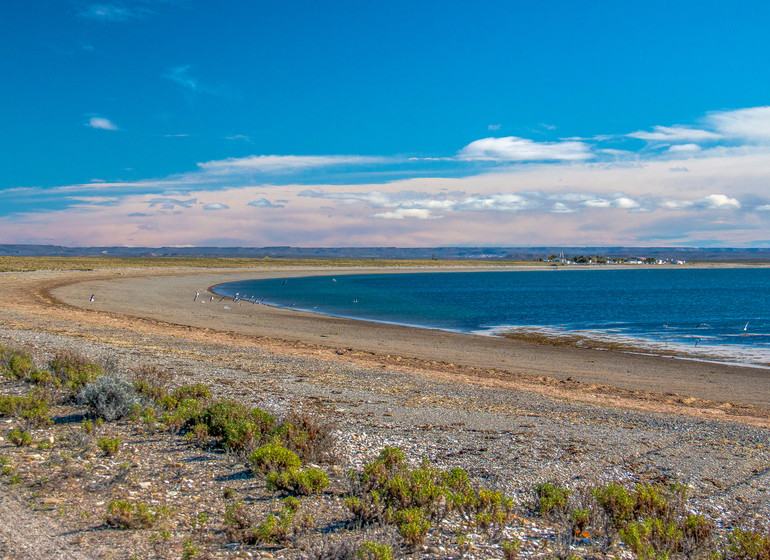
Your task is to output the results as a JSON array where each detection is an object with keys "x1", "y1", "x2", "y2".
[{"x1": 3, "y1": 1, "x2": 770, "y2": 247}]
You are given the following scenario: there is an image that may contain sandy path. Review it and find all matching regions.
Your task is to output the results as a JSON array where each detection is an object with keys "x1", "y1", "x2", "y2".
[{"x1": 32, "y1": 266, "x2": 768, "y2": 422}]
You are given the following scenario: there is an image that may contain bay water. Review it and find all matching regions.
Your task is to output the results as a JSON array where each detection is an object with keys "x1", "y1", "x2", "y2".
[{"x1": 213, "y1": 268, "x2": 770, "y2": 367}]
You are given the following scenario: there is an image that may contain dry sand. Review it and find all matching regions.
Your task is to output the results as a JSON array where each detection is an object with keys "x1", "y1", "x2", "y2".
[{"x1": 31, "y1": 265, "x2": 770, "y2": 425}]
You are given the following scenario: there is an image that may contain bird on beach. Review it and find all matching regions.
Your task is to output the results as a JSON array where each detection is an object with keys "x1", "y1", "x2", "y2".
[
  {"x1": 194, "y1": 291, "x2": 199, "y2": 302},
  {"x1": 89, "y1": 294, "x2": 94, "y2": 302},
  {"x1": 218, "y1": 296, "x2": 226, "y2": 302}
]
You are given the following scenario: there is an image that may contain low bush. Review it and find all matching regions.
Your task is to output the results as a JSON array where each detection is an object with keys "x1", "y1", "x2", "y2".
[
  {"x1": 105, "y1": 499, "x2": 158, "y2": 529},
  {"x1": 346, "y1": 446, "x2": 516, "y2": 548},
  {"x1": 249, "y1": 441, "x2": 302, "y2": 474},
  {"x1": 729, "y1": 527, "x2": 770, "y2": 560},
  {"x1": 534, "y1": 482, "x2": 570, "y2": 518},
  {"x1": 97, "y1": 436, "x2": 121, "y2": 456},
  {"x1": 394, "y1": 507, "x2": 430, "y2": 548},
  {"x1": 500, "y1": 538, "x2": 522, "y2": 560},
  {"x1": 49, "y1": 351, "x2": 103, "y2": 395},
  {"x1": 266, "y1": 466, "x2": 329, "y2": 495},
  {"x1": 5, "y1": 351, "x2": 34, "y2": 380},
  {"x1": 357, "y1": 541, "x2": 393, "y2": 560},
  {"x1": 9, "y1": 429, "x2": 33, "y2": 447},
  {"x1": 79, "y1": 375, "x2": 141, "y2": 421},
  {"x1": 197, "y1": 400, "x2": 275, "y2": 452},
  {"x1": 256, "y1": 497, "x2": 300, "y2": 544},
  {"x1": 279, "y1": 411, "x2": 336, "y2": 464}
]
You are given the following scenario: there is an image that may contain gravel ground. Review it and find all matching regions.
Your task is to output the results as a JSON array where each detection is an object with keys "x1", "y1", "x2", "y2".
[{"x1": 2, "y1": 322, "x2": 768, "y2": 549}]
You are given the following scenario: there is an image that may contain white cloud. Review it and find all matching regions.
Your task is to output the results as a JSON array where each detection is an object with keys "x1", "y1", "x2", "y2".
[
  {"x1": 613, "y1": 196, "x2": 640, "y2": 209},
  {"x1": 551, "y1": 202, "x2": 574, "y2": 213},
  {"x1": 458, "y1": 136, "x2": 593, "y2": 162},
  {"x1": 707, "y1": 106, "x2": 770, "y2": 141},
  {"x1": 166, "y1": 65, "x2": 198, "y2": 91},
  {"x1": 659, "y1": 194, "x2": 741, "y2": 210},
  {"x1": 666, "y1": 143, "x2": 701, "y2": 153},
  {"x1": 248, "y1": 198, "x2": 284, "y2": 208},
  {"x1": 373, "y1": 208, "x2": 435, "y2": 220},
  {"x1": 79, "y1": 4, "x2": 148, "y2": 21},
  {"x1": 454, "y1": 193, "x2": 533, "y2": 212},
  {"x1": 198, "y1": 155, "x2": 389, "y2": 174},
  {"x1": 702, "y1": 194, "x2": 741, "y2": 209},
  {"x1": 86, "y1": 117, "x2": 118, "y2": 130},
  {"x1": 147, "y1": 197, "x2": 196, "y2": 209},
  {"x1": 488, "y1": 124, "x2": 501, "y2": 131},
  {"x1": 203, "y1": 203, "x2": 229, "y2": 210},
  {"x1": 627, "y1": 125, "x2": 721, "y2": 142}
]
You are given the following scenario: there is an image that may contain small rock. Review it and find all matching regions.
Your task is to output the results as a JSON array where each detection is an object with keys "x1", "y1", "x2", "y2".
[{"x1": 138, "y1": 482, "x2": 152, "y2": 490}]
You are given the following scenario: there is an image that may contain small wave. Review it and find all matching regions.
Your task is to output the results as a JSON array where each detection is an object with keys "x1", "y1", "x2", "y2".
[{"x1": 483, "y1": 324, "x2": 770, "y2": 368}]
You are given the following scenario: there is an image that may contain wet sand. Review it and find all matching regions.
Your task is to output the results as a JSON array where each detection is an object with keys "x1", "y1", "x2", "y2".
[{"x1": 41, "y1": 266, "x2": 770, "y2": 422}]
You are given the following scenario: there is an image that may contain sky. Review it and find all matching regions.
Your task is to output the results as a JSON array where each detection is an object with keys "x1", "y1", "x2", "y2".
[{"x1": 3, "y1": 1, "x2": 770, "y2": 248}]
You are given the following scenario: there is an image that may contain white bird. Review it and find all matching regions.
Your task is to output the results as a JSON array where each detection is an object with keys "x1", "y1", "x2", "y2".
[
  {"x1": 194, "y1": 291, "x2": 199, "y2": 302},
  {"x1": 89, "y1": 294, "x2": 94, "y2": 302},
  {"x1": 744, "y1": 321, "x2": 750, "y2": 332}
]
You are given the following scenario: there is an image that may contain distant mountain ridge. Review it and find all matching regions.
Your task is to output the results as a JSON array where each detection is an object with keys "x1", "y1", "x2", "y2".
[{"x1": 2, "y1": 244, "x2": 770, "y2": 262}]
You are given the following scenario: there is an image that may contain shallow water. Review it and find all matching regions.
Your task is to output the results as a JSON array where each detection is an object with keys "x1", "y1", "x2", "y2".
[{"x1": 213, "y1": 268, "x2": 770, "y2": 366}]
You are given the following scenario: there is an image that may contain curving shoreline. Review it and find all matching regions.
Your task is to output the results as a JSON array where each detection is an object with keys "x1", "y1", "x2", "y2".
[{"x1": 35, "y1": 266, "x2": 770, "y2": 422}]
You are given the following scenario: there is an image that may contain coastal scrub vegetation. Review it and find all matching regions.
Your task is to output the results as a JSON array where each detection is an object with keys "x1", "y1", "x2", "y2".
[
  {"x1": 1, "y1": 340, "x2": 769, "y2": 559},
  {"x1": 0, "y1": 255, "x2": 543, "y2": 273}
]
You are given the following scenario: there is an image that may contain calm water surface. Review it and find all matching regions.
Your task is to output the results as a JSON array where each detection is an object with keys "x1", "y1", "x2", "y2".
[{"x1": 213, "y1": 268, "x2": 770, "y2": 366}]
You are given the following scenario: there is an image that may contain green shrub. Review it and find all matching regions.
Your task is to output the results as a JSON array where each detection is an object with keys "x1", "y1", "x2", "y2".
[
  {"x1": 181, "y1": 538, "x2": 199, "y2": 560},
  {"x1": 729, "y1": 528, "x2": 770, "y2": 560},
  {"x1": 79, "y1": 375, "x2": 141, "y2": 421},
  {"x1": 172, "y1": 383, "x2": 211, "y2": 401},
  {"x1": 49, "y1": 351, "x2": 102, "y2": 395},
  {"x1": 621, "y1": 517, "x2": 683, "y2": 560},
  {"x1": 501, "y1": 538, "x2": 522, "y2": 560},
  {"x1": 256, "y1": 497, "x2": 300, "y2": 544},
  {"x1": 133, "y1": 380, "x2": 167, "y2": 402},
  {"x1": 357, "y1": 541, "x2": 394, "y2": 560},
  {"x1": 9, "y1": 429, "x2": 33, "y2": 447},
  {"x1": 6, "y1": 352, "x2": 34, "y2": 380},
  {"x1": 593, "y1": 482, "x2": 634, "y2": 534},
  {"x1": 98, "y1": 436, "x2": 121, "y2": 456},
  {"x1": 82, "y1": 419, "x2": 94, "y2": 434},
  {"x1": 534, "y1": 482, "x2": 570, "y2": 517},
  {"x1": 634, "y1": 483, "x2": 670, "y2": 518},
  {"x1": 197, "y1": 400, "x2": 275, "y2": 452},
  {"x1": 105, "y1": 500, "x2": 158, "y2": 529},
  {"x1": 37, "y1": 439, "x2": 53, "y2": 450},
  {"x1": 0, "y1": 391, "x2": 52, "y2": 427},
  {"x1": 266, "y1": 466, "x2": 329, "y2": 495},
  {"x1": 29, "y1": 369, "x2": 58, "y2": 387},
  {"x1": 249, "y1": 441, "x2": 301, "y2": 474},
  {"x1": 279, "y1": 411, "x2": 335, "y2": 464},
  {"x1": 394, "y1": 507, "x2": 430, "y2": 548}
]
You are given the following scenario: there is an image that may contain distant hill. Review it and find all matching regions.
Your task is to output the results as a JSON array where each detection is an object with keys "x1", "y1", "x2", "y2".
[{"x1": 2, "y1": 244, "x2": 770, "y2": 262}]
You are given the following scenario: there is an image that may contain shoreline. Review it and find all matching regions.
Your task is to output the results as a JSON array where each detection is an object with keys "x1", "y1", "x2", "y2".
[{"x1": 35, "y1": 266, "x2": 770, "y2": 424}]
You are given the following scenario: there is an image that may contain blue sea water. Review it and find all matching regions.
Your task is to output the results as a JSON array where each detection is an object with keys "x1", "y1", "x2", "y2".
[{"x1": 213, "y1": 268, "x2": 770, "y2": 366}]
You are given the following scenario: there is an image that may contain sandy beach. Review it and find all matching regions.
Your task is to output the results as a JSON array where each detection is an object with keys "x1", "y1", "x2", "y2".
[{"x1": 38, "y1": 266, "x2": 770, "y2": 421}]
